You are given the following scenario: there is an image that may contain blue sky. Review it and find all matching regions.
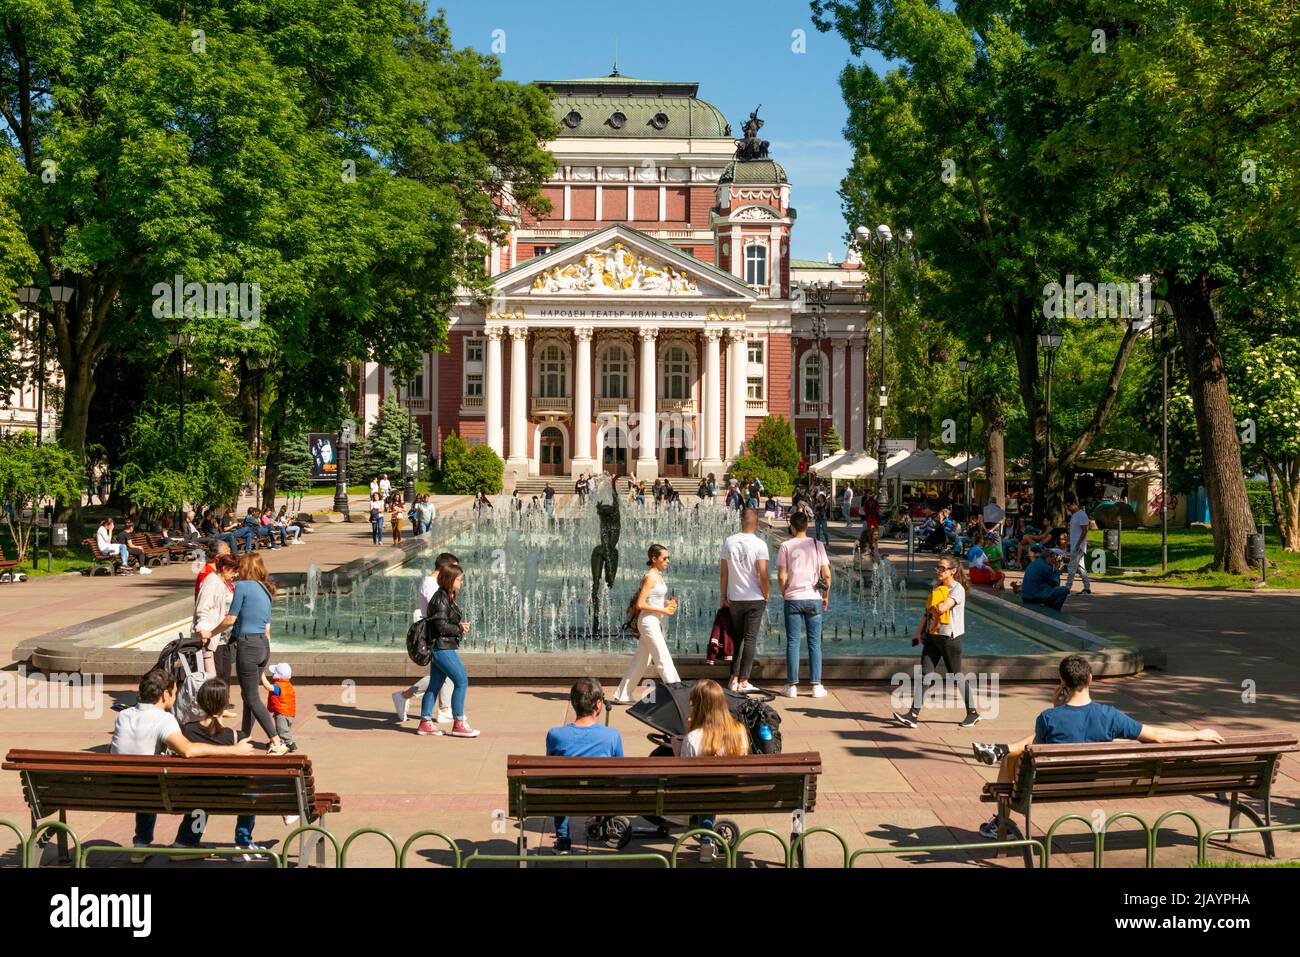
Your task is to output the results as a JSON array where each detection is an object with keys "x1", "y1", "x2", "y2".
[{"x1": 439, "y1": 1, "x2": 885, "y2": 261}]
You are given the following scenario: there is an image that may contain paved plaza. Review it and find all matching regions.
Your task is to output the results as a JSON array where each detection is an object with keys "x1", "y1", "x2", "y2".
[{"x1": 2, "y1": 495, "x2": 1297, "y2": 868}]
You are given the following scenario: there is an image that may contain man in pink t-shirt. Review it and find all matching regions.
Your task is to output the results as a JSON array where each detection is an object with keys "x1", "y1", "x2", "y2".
[{"x1": 776, "y1": 511, "x2": 832, "y2": 699}]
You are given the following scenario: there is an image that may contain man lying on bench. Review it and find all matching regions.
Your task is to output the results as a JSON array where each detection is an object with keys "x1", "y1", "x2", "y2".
[{"x1": 969, "y1": 653, "x2": 1223, "y2": 840}]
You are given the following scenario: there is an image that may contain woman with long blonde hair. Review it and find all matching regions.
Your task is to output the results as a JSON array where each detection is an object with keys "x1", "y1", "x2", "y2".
[{"x1": 679, "y1": 679, "x2": 748, "y2": 863}]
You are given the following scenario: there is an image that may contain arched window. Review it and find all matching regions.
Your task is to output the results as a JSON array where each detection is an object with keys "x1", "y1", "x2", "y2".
[
  {"x1": 661, "y1": 345, "x2": 692, "y2": 400},
  {"x1": 537, "y1": 342, "x2": 568, "y2": 398},
  {"x1": 801, "y1": 349, "x2": 825, "y2": 405},
  {"x1": 600, "y1": 345, "x2": 629, "y2": 399},
  {"x1": 745, "y1": 243, "x2": 768, "y2": 286}
]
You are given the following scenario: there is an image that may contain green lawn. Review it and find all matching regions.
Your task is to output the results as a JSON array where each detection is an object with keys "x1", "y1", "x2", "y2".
[
  {"x1": 0, "y1": 527, "x2": 93, "y2": 577},
  {"x1": 345, "y1": 479, "x2": 452, "y2": 497},
  {"x1": 1088, "y1": 526, "x2": 1300, "y2": 590}
]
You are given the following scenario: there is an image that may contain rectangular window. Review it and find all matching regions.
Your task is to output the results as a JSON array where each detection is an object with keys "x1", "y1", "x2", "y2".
[
  {"x1": 532, "y1": 245, "x2": 554, "y2": 258},
  {"x1": 465, "y1": 374, "x2": 483, "y2": 398},
  {"x1": 747, "y1": 341, "x2": 764, "y2": 365},
  {"x1": 465, "y1": 338, "x2": 484, "y2": 364},
  {"x1": 409, "y1": 370, "x2": 424, "y2": 399},
  {"x1": 747, "y1": 376, "x2": 764, "y2": 401}
]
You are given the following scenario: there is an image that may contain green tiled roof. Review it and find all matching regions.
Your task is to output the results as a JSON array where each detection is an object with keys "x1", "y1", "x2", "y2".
[
  {"x1": 720, "y1": 160, "x2": 788, "y2": 185},
  {"x1": 535, "y1": 75, "x2": 732, "y2": 139},
  {"x1": 790, "y1": 258, "x2": 838, "y2": 269}
]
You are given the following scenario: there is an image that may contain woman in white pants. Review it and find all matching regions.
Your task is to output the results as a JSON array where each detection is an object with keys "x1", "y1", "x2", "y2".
[{"x1": 613, "y1": 544, "x2": 680, "y2": 703}]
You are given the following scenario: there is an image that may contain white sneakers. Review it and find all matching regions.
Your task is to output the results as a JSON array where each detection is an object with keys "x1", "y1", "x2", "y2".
[
  {"x1": 436, "y1": 708, "x2": 453, "y2": 724},
  {"x1": 138, "y1": 566, "x2": 153, "y2": 575},
  {"x1": 392, "y1": 691, "x2": 409, "y2": 722},
  {"x1": 781, "y1": 684, "x2": 799, "y2": 698},
  {"x1": 811, "y1": 684, "x2": 828, "y2": 698}
]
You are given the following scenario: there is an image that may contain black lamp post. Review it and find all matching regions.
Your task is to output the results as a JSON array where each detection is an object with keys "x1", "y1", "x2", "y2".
[
  {"x1": 805, "y1": 281, "x2": 831, "y2": 467},
  {"x1": 957, "y1": 356, "x2": 973, "y2": 520},
  {"x1": 858, "y1": 223, "x2": 915, "y2": 507},
  {"x1": 334, "y1": 419, "x2": 353, "y2": 517},
  {"x1": 403, "y1": 387, "x2": 416, "y2": 505},
  {"x1": 1037, "y1": 328, "x2": 1064, "y2": 526}
]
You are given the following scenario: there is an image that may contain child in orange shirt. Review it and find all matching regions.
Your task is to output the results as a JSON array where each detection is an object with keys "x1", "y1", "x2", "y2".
[{"x1": 260, "y1": 663, "x2": 297, "y2": 752}]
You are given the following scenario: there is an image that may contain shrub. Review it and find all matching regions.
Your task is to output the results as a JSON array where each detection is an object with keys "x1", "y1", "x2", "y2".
[
  {"x1": 443, "y1": 442, "x2": 503, "y2": 495},
  {"x1": 748, "y1": 415, "x2": 800, "y2": 480},
  {"x1": 729, "y1": 453, "x2": 793, "y2": 497}
]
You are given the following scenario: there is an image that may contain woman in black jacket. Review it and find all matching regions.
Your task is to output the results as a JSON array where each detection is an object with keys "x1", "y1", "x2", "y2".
[{"x1": 417, "y1": 563, "x2": 480, "y2": 738}]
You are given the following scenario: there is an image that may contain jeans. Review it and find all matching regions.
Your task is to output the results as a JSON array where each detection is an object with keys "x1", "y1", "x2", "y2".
[
  {"x1": 783, "y1": 598, "x2": 823, "y2": 685},
  {"x1": 273, "y1": 714, "x2": 294, "y2": 748},
  {"x1": 727, "y1": 600, "x2": 766, "y2": 681},
  {"x1": 421, "y1": 648, "x2": 468, "y2": 719},
  {"x1": 175, "y1": 812, "x2": 256, "y2": 848},
  {"x1": 235, "y1": 633, "x2": 277, "y2": 740},
  {"x1": 1064, "y1": 547, "x2": 1091, "y2": 592},
  {"x1": 814, "y1": 516, "x2": 829, "y2": 544},
  {"x1": 372, "y1": 516, "x2": 384, "y2": 544},
  {"x1": 229, "y1": 527, "x2": 255, "y2": 553},
  {"x1": 1024, "y1": 586, "x2": 1069, "y2": 612},
  {"x1": 954, "y1": 534, "x2": 972, "y2": 555},
  {"x1": 112, "y1": 543, "x2": 131, "y2": 565},
  {"x1": 134, "y1": 813, "x2": 156, "y2": 846}
]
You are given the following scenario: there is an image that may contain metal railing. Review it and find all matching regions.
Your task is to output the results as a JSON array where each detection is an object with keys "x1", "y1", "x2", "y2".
[{"x1": 6, "y1": 812, "x2": 1296, "y2": 869}]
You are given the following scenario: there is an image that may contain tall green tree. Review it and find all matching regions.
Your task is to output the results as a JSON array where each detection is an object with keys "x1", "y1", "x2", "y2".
[
  {"x1": 748, "y1": 415, "x2": 801, "y2": 482},
  {"x1": 115, "y1": 401, "x2": 250, "y2": 514},
  {"x1": 0, "y1": 431, "x2": 80, "y2": 562}
]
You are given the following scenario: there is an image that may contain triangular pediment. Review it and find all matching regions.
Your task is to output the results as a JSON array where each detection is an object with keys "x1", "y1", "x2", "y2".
[{"x1": 493, "y1": 224, "x2": 756, "y2": 301}]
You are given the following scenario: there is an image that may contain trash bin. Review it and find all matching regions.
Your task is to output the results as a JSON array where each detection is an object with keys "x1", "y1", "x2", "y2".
[
  {"x1": 1246, "y1": 533, "x2": 1267, "y2": 563},
  {"x1": 1103, "y1": 528, "x2": 1120, "y2": 552},
  {"x1": 52, "y1": 523, "x2": 68, "y2": 547}
]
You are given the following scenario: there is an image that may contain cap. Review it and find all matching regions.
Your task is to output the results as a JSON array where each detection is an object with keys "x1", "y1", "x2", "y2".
[{"x1": 269, "y1": 662, "x2": 292, "y2": 680}]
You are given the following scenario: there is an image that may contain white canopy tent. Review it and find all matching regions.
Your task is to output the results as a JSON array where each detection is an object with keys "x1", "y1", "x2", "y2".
[{"x1": 883, "y1": 448, "x2": 963, "y2": 481}]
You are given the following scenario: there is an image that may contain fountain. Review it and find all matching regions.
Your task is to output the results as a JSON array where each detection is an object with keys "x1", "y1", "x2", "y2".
[{"x1": 305, "y1": 563, "x2": 320, "y2": 615}]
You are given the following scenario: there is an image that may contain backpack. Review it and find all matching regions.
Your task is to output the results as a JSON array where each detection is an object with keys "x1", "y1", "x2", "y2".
[
  {"x1": 406, "y1": 617, "x2": 432, "y2": 667},
  {"x1": 735, "y1": 697, "x2": 782, "y2": 754},
  {"x1": 151, "y1": 636, "x2": 208, "y2": 725}
]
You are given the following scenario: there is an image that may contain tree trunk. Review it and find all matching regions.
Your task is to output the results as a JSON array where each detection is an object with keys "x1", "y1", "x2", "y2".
[
  {"x1": 980, "y1": 390, "x2": 1007, "y2": 507},
  {"x1": 1007, "y1": 298, "x2": 1049, "y2": 527},
  {"x1": 917, "y1": 412, "x2": 932, "y2": 450},
  {"x1": 55, "y1": 352, "x2": 97, "y2": 529},
  {"x1": 261, "y1": 415, "x2": 285, "y2": 511},
  {"x1": 1264, "y1": 456, "x2": 1300, "y2": 552},
  {"x1": 1169, "y1": 275, "x2": 1254, "y2": 574}
]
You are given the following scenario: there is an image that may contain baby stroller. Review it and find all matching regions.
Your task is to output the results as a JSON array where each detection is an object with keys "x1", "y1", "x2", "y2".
[{"x1": 584, "y1": 680, "x2": 780, "y2": 852}]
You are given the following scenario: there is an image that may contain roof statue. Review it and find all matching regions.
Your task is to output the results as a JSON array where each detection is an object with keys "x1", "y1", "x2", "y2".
[{"x1": 736, "y1": 106, "x2": 769, "y2": 161}]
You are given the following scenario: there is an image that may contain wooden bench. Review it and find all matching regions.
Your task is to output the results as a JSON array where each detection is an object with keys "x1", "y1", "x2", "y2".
[
  {"x1": 3, "y1": 749, "x2": 342, "y2": 867},
  {"x1": 507, "y1": 751, "x2": 821, "y2": 864},
  {"x1": 128, "y1": 532, "x2": 171, "y2": 566},
  {"x1": 0, "y1": 543, "x2": 22, "y2": 581},
  {"x1": 146, "y1": 531, "x2": 199, "y2": 563},
  {"x1": 981, "y1": 733, "x2": 1299, "y2": 866},
  {"x1": 82, "y1": 537, "x2": 123, "y2": 576}
]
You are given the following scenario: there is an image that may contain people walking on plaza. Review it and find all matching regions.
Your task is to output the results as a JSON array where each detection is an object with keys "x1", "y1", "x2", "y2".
[
  {"x1": 379, "y1": 473, "x2": 392, "y2": 498},
  {"x1": 543, "y1": 482, "x2": 556, "y2": 516},
  {"x1": 194, "y1": 552, "x2": 239, "y2": 690},
  {"x1": 1063, "y1": 493, "x2": 1093, "y2": 596},
  {"x1": 389, "y1": 495, "x2": 404, "y2": 545},
  {"x1": 171, "y1": 678, "x2": 265, "y2": 859},
  {"x1": 417, "y1": 562, "x2": 479, "y2": 738},
  {"x1": 369, "y1": 492, "x2": 385, "y2": 544},
  {"x1": 893, "y1": 555, "x2": 980, "y2": 729},
  {"x1": 777, "y1": 511, "x2": 830, "y2": 698},
  {"x1": 473, "y1": 486, "x2": 493, "y2": 516},
  {"x1": 720, "y1": 508, "x2": 770, "y2": 694},
  {"x1": 369, "y1": 476, "x2": 379, "y2": 497},
  {"x1": 613, "y1": 544, "x2": 681, "y2": 702},
  {"x1": 112, "y1": 670, "x2": 251, "y2": 860},
  {"x1": 676, "y1": 678, "x2": 749, "y2": 862},
  {"x1": 546, "y1": 677, "x2": 624, "y2": 853},
  {"x1": 260, "y1": 663, "x2": 297, "y2": 752},
  {"x1": 813, "y1": 489, "x2": 831, "y2": 544},
  {"x1": 970, "y1": 655, "x2": 1224, "y2": 839},
  {"x1": 226, "y1": 553, "x2": 290, "y2": 754},
  {"x1": 394, "y1": 552, "x2": 459, "y2": 724},
  {"x1": 840, "y1": 483, "x2": 854, "y2": 524},
  {"x1": 577, "y1": 474, "x2": 589, "y2": 505}
]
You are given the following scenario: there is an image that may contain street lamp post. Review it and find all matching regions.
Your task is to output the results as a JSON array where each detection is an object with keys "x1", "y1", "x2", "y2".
[
  {"x1": 169, "y1": 333, "x2": 194, "y2": 526},
  {"x1": 857, "y1": 223, "x2": 915, "y2": 508},
  {"x1": 1037, "y1": 328, "x2": 1064, "y2": 526},
  {"x1": 957, "y1": 356, "x2": 973, "y2": 521},
  {"x1": 403, "y1": 386, "x2": 416, "y2": 505},
  {"x1": 334, "y1": 419, "x2": 353, "y2": 517}
]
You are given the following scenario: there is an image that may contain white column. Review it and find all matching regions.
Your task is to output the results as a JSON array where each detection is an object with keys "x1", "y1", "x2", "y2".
[
  {"x1": 636, "y1": 329, "x2": 658, "y2": 478},
  {"x1": 485, "y1": 328, "x2": 504, "y2": 457},
  {"x1": 563, "y1": 185, "x2": 571, "y2": 221},
  {"x1": 658, "y1": 185, "x2": 666, "y2": 221},
  {"x1": 627, "y1": 184, "x2": 635, "y2": 221},
  {"x1": 726, "y1": 331, "x2": 748, "y2": 459},
  {"x1": 702, "y1": 329, "x2": 723, "y2": 470},
  {"x1": 850, "y1": 340, "x2": 865, "y2": 451},
  {"x1": 595, "y1": 185, "x2": 603, "y2": 221},
  {"x1": 832, "y1": 341, "x2": 847, "y2": 450},
  {"x1": 507, "y1": 327, "x2": 529, "y2": 477},
  {"x1": 573, "y1": 327, "x2": 595, "y2": 473},
  {"x1": 730, "y1": 232, "x2": 743, "y2": 281}
]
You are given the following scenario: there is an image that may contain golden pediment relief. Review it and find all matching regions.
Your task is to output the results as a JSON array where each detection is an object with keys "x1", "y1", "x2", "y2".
[{"x1": 530, "y1": 242, "x2": 700, "y2": 295}]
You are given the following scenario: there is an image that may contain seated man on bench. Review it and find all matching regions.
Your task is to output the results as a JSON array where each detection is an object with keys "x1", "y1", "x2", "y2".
[
  {"x1": 111, "y1": 669, "x2": 253, "y2": 861},
  {"x1": 970, "y1": 654, "x2": 1223, "y2": 839},
  {"x1": 545, "y1": 677, "x2": 623, "y2": 854}
]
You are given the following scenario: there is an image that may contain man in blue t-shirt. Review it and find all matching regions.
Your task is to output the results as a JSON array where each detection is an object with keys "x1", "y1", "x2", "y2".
[
  {"x1": 970, "y1": 654, "x2": 1223, "y2": 839},
  {"x1": 546, "y1": 677, "x2": 624, "y2": 853}
]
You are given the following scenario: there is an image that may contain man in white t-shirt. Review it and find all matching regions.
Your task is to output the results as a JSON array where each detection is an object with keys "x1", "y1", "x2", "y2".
[
  {"x1": 392, "y1": 552, "x2": 458, "y2": 723},
  {"x1": 840, "y1": 484, "x2": 854, "y2": 524},
  {"x1": 776, "y1": 511, "x2": 831, "y2": 699},
  {"x1": 379, "y1": 474, "x2": 392, "y2": 498},
  {"x1": 982, "y1": 497, "x2": 1005, "y2": 536},
  {"x1": 1063, "y1": 493, "x2": 1093, "y2": 596},
  {"x1": 112, "y1": 669, "x2": 252, "y2": 856},
  {"x1": 720, "y1": 508, "x2": 770, "y2": 693}
]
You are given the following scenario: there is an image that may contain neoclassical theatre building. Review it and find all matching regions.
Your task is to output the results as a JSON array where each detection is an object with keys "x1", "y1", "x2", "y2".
[{"x1": 353, "y1": 73, "x2": 870, "y2": 486}]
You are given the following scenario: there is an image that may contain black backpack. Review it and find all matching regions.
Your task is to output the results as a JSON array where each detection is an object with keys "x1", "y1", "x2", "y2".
[
  {"x1": 406, "y1": 617, "x2": 432, "y2": 667},
  {"x1": 735, "y1": 697, "x2": 782, "y2": 754}
]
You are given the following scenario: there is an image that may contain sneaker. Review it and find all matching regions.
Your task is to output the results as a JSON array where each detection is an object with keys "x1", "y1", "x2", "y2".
[
  {"x1": 978, "y1": 817, "x2": 1001, "y2": 840},
  {"x1": 959, "y1": 712, "x2": 982, "y2": 729},
  {"x1": 282, "y1": 815, "x2": 300, "y2": 827},
  {"x1": 416, "y1": 720, "x2": 443, "y2": 736},
  {"x1": 735, "y1": 681, "x2": 760, "y2": 693},
  {"x1": 971, "y1": 742, "x2": 1009, "y2": 766},
  {"x1": 449, "y1": 719, "x2": 480, "y2": 738},
  {"x1": 436, "y1": 708, "x2": 454, "y2": 724},
  {"x1": 698, "y1": 841, "x2": 718, "y2": 864},
  {"x1": 267, "y1": 741, "x2": 290, "y2": 756},
  {"x1": 1081, "y1": 589, "x2": 1093, "y2": 595},
  {"x1": 554, "y1": 836, "x2": 572, "y2": 855},
  {"x1": 130, "y1": 844, "x2": 151, "y2": 865},
  {"x1": 811, "y1": 684, "x2": 828, "y2": 698},
  {"x1": 780, "y1": 684, "x2": 799, "y2": 698},
  {"x1": 893, "y1": 710, "x2": 919, "y2": 729},
  {"x1": 237, "y1": 842, "x2": 272, "y2": 863},
  {"x1": 392, "y1": 691, "x2": 409, "y2": 722},
  {"x1": 138, "y1": 566, "x2": 153, "y2": 575}
]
